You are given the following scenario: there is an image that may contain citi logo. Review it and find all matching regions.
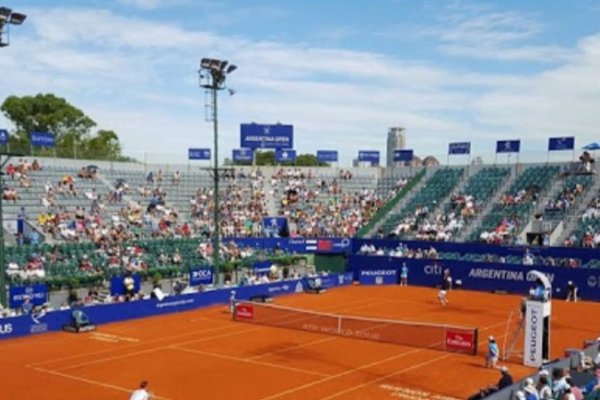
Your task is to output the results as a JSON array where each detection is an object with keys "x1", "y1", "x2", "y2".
[{"x1": 0, "y1": 323, "x2": 13, "y2": 334}]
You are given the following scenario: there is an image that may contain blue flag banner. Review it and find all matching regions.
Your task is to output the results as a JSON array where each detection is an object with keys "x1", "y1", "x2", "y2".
[
  {"x1": 0, "y1": 129, "x2": 8, "y2": 145},
  {"x1": 188, "y1": 148, "x2": 211, "y2": 160},
  {"x1": 110, "y1": 274, "x2": 141, "y2": 296},
  {"x1": 189, "y1": 267, "x2": 214, "y2": 285},
  {"x1": 358, "y1": 150, "x2": 380, "y2": 164},
  {"x1": 9, "y1": 284, "x2": 48, "y2": 309},
  {"x1": 275, "y1": 149, "x2": 296, "y2": 163},
  {"x1": 548, "y1": 137, "x2": 575, "y2": 151},
  {"x1": 241, "y1": 123, "x2": 294, "y2": 149},
  {"x1": 393, "y1": 149, "x2": 414, "y2": 162},
  {"x1": 316, "y1": 150, "x2": 338, "y2": 163},
  {"x1": 232, "y1": 148, "x2": 253, "y2": 162},
  {"x1": 30, "y1": 131, "x2": 55, "y2": 148},
  {"x1": 448, "y1": 142, "x2": 471, "y2": 155},
  {"x1": 496, "y1": 140, "x2": 521, "y2": 153},
  {"x1": 262, "y1": 216, "x2": 289, "y2": 237}
]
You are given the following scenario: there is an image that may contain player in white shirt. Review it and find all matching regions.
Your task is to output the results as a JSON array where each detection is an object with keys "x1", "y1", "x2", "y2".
[{"x1": 129, "y1": 381, "x2": 150, "y2": 400}]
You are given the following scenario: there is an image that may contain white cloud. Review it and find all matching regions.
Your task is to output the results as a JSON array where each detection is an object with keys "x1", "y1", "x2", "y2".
[
  {"x1": 116, "y1": 0, "x2": 163, "y2": 10},
  {"x1": 1, "y1": 5, "x2": 600, "y2": 165}
]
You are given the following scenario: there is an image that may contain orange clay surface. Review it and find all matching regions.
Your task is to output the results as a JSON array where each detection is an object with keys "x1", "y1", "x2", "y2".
[{"x1": 1, "y1": 285, "x2": 598, "y2": 400}]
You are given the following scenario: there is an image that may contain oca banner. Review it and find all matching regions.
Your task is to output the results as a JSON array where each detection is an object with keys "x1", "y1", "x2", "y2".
[{"x1": 189, "y1": 267, "x2": 214, "y2": 285}]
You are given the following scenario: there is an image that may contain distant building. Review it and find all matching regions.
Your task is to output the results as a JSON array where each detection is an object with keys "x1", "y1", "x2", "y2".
[{"x1": 386, "y1": 127, "x2": 406, "y2": 167}]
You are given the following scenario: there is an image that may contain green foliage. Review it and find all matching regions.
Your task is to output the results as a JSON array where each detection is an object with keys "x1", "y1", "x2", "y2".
[
  {"x1": 1, "y1": 93, "x2": 129, "y2": 161},
  {"x1": 233, "y1": 151, "x2": 329, "y2": 166}
]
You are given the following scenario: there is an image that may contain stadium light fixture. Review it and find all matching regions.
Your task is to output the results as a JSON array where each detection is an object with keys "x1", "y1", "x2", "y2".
[
  {"x1": 198, "y1": 58, "x2": 236, "y2": 286},
  {"x1": 0, "y1": 151, "x2": 26, "y2": 307},
  {"x1": 0, "y1": 6, "x2": 27, "y2": 47}
]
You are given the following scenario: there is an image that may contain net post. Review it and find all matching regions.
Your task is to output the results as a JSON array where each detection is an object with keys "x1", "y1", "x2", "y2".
[
  {"x1": 473, "y1": 328, "x2": 479, "y2": 356},
  {"x1": 337, "y1": 315, "x2": 342, "y2": 335},
  {"x1": 443, "y1": 326, "x2": 446, "y2": 352}
]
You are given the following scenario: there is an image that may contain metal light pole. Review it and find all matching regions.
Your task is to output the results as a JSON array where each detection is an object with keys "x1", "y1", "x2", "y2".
[
  {"x1": 0, "y1": 152, "x2": 24, "y2": 307},
  {"x1": 199, "y1": 58, "x2": 236, "y2": 285},
  {"x1": 0, "y1": 7, "x2": 27, "y2": 47}
]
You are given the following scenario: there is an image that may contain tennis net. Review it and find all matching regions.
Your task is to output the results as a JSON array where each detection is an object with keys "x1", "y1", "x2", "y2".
[{"x1": 233, "y1": 301, "x2": 478, "y2": 355}]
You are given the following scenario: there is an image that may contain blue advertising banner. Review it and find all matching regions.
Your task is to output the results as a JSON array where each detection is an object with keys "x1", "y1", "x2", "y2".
[
  {"x1": 275, "y1": 149, "x2": 296, "y2": 163},
  {"x1": 9, "y1": 284, "x2": 48, "y2": 309},
  {"x1": 393, "y1": 149, "x2": 414, "y2": 162},
  {"x1": 349, "y1": 255, "x2": 600, "y2": 301},
  {"x1": 448, "y1": 142, "x2": 471, "y2": 155},
  {"x1": 110, "y1": 274, "x2": 141, "y2": 296},
  {"x1": 30, "y1": 131, "x2": 55, "y2": 148},
  {"x1": 496, "y1": 140, "x2": 521, "y2": 153},
  {"x1": 0, "y1": 129, "x2": 8, "y2": 145},
  {"x1": 316, "y1": 150, "x2": 338, "y2": 163},
  {"x1": 0, "y1": 274, "x2": 354, "y2": 341},
  {"x1": 188, "y1": 148, "x2": 211, "y2": 160},
  {"x1": 189, "y1": 267, "x2": 214, "y2": 285},
  {"x1": 358, "y1": 150, "x2": 380, "y2": 164},
  {"x1": 262, "y1": 216, "x2": 289, "y2": 237},
  {"x1": 240, "y1": 123, "x2": 294, "y2": 149},
  {"x1": 548, "y1": 137, "x2": 575, "y2": 151},
  {"x1": 358, "y1": 269, "x2": 398, "y2": 285},
  {"x1": 232, "y1": 148, "x2": 253, "y2": 162}
]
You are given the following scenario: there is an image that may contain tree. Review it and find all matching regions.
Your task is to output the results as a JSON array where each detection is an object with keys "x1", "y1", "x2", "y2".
[{"x1": 1, "y1": 93, "x2": 128, "y2": 160}]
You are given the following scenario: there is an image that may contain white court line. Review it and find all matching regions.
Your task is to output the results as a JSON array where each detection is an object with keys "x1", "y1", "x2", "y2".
[
  {"x1": 256, "y1": 319, "x2": 510, "y2": 400},
  {"x1": 172, "y1": 346, "x2": 331, "y2": 378},
  {"x1": 28, "y1": 319, "x2": 240, "y2": 368},
  {"x1": 317, "y1": 321, "x2": 512, "y2": 400},
  {"x1": 55, "y1": 326, "x2": 261, "y2": 372},
  {"x1": 29, "y1": 366, "x2": 173, "y2": 400},
  {"x1": 318, "y1": 353, "x2": 453, "y2": 400},
  {"x1": 256, "y1": 347, "x2": 428, "y2": 400},
  {"x1": 247, "y1": 299, "x2": 396, "y2": 361},
  {"x1": 27, "y1": 297, "x2": 377, "y2": 368}
]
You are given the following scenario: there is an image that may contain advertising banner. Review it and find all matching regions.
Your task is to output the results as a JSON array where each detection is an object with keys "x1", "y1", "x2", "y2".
[
  {"x1": 240, "y1": 123, "x2": 293, "y2": 149},
  {"x1": 189, "y1": 267, "x2": 214, "y2": 285}
]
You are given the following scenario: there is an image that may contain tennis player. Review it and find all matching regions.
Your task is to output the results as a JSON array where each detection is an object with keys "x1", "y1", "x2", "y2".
[
  {"x1": 400, "y1": 262, "x2": 408, "y2": 286},
  {"x1": 229, "y1": 290, "x2": 237, "y2": 314},
  {"x1": 438, "y1": 269, "x2": 452, "y2": 306},
  {"x1": 486, "y1": 336, "x2": 499, "y2": 368},
  {"x1": 129, "y1": 381, "x2": 150, "y2": 400}
]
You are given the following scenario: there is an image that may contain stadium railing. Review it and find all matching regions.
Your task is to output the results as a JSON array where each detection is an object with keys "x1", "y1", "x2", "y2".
[{"x1": 356, "y1": 168, "x2": 426, "y2": 238}]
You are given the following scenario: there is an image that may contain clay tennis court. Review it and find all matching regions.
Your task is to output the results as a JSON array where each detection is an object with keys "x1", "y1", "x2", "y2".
[{"x1": 1, "y1": 285, "x2": 597, "y2": 400}]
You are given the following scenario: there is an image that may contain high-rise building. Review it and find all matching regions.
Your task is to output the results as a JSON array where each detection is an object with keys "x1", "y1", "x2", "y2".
[{"x1": 386, "y1": 127, "x2": 406, "y2": 167}]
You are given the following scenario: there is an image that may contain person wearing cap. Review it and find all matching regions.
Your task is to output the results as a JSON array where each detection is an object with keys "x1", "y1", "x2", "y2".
[
  {"x1": 486, "y1": 336, "x2": 500, "y2": 369},
  {"x1": 437, "y1": 268, "x2": 452, "y2": 306},
  {"x1": 523, "y1": 377, "x2": 539, "y2": 400},
  {"x1": 566, "y1": 281, "x2": 578, "y2": 302}
]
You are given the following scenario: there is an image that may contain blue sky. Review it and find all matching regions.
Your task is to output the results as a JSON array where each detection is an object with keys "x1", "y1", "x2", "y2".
[{"x1": 1, "y1": 0, "x2": 600, "y2": 164}]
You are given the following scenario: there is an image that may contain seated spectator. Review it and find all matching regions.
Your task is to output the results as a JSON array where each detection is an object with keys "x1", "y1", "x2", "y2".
[
  {"x1": 19, "y1": 174, "x2": 31, "y2": 188},
  {"x1": 3, "y1": 187, "x2": 19, "y2": 202},
  {"x1": 31, "y1": 159, "x2": 42, "y2": 171}
]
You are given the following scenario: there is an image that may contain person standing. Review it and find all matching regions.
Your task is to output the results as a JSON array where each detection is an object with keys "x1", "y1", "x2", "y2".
[
  {"x1": 566, "y1": 281, "x2": 578, "y2": 302},
  {"x1": 438, "y1": 268, "x2": 452, "y2": 306},
  {"x1": 486, "y1": 336, "x2": 500, "y2": 368},
  {"x1": 129, "y1": 381, "x2": 150, "y2": 400},
  {"x1": 400, "y1": 263, "x2": 408, "y2": 286}
]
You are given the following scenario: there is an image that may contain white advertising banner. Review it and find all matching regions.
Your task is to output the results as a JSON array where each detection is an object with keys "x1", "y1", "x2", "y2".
[{"x1": 524, "y1": 300, "x2": 550, "y2": 367}]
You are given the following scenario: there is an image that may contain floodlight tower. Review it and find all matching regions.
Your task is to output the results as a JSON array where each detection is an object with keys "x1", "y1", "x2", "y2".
[
  {"x1": 0, "y1": 7, "x2": 27, "y2": 47},
  {"x1": 199, "y1": 58, "x2": 236, "y2": 285}
]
